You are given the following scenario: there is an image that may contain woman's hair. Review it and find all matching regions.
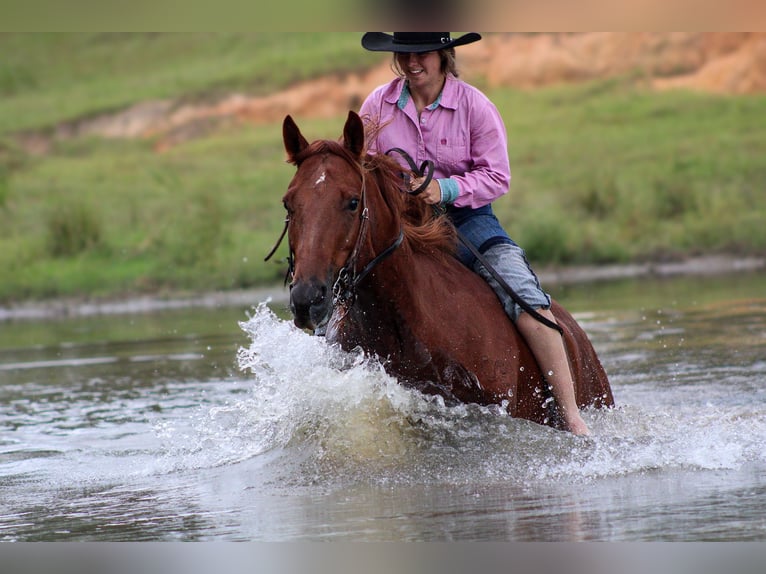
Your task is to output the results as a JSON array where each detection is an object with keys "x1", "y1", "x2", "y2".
[{"x1": 391, "y1": 48, "x2": 459, "y2": 78}]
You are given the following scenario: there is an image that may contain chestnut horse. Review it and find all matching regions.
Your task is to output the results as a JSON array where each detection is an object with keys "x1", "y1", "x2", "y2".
[{"x1": 277, "y1": 111, "x2": 613, "y2": 430}]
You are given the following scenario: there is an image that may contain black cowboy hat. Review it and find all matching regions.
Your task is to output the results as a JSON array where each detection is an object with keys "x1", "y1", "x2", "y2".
[{"x1": 361, "y1": 32, "x2": 481, "y2": 53}]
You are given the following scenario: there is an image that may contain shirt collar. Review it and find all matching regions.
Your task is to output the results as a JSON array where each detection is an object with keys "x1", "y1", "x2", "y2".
[{"x1": 396, "y1": 78, "x2": 450, "y2": 111}]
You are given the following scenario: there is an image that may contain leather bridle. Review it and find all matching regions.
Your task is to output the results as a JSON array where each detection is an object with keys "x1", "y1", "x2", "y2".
[{"x1": 265, "y1": 156, "x2": 404, "y2": 309}]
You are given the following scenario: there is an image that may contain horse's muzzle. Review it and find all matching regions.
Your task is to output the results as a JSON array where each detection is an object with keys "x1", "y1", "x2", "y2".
[{"x1": 289, "y1": 278, "x2": 332, "y2": 331}]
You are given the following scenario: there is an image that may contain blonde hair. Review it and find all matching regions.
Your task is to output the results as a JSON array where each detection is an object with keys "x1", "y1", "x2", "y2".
[{"x1": 391, "y1": 48, "x2": 459, "y2": 78}]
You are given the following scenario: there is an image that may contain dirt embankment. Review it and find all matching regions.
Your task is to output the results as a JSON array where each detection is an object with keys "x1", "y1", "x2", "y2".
[
  {"x1": 16, "y1": 32, "x2": 766, "y2": 155},
  {"x1": 468, "y1": 32, "x2": 766, "y2": 94}
]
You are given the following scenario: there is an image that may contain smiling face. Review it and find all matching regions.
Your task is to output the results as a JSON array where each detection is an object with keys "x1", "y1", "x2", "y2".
[{"x1": 395, "y1": 51, "x2": 445, "y2": 93}]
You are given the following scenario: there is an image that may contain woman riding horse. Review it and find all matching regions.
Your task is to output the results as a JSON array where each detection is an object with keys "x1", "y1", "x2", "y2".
[
  {"x1": 278, "y1": 110, "x2": 614, "y2": 432},
  {"x1": 359, "y1": 32, "x2": 593, "y2": 434}
]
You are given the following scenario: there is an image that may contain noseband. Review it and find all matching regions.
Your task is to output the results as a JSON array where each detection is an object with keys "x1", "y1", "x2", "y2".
[{"x1": 265, "y1": 153, "x2": 404, "y2": 309}]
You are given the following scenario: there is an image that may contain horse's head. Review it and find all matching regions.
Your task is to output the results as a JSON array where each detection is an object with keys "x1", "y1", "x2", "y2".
[{"x1": 281, "y1": 111, "x2": 370, "y2": 331}]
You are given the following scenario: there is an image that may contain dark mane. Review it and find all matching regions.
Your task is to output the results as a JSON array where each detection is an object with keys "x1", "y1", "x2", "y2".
[
  {"x1": 362, "y1": 152, "x2": 456, "y2": 261},
  {"x1": 291, "y1": 137, "x2": 456, "y2": 261}
]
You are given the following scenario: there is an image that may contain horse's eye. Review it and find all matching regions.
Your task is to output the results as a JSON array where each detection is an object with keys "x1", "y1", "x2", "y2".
[{"x1": 348, "y1": 198, "x2": 360, "y2": 211}]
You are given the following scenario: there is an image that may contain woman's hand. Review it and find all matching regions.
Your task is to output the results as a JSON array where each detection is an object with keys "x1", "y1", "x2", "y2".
[{"x1": 410, "y1": 176, "x2": 441, "y2": 205}]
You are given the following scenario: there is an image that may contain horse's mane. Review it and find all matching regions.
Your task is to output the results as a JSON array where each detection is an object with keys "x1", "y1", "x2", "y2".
[
  {"x1": 292, "y1": 139, "x2": 457, "y2": 262},
  {"x1": 362, "y1": 152, "x2": 456, "y2": 260}
]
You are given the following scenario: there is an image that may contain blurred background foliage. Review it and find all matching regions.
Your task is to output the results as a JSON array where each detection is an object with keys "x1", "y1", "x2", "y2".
[{"x1": 0, "y1": 32, "x2": 764, "y2": 302}]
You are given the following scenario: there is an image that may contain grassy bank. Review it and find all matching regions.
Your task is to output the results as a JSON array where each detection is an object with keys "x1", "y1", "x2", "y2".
[
  {"x1": 492, "y1": 81, "x2": 766, "y2": 264},
  {"x1": 0, "y1": 33, "x2": 370, "y2": 133},
  {"x1": 1, "y1": 34, "x2": 765, "y2": 303}
]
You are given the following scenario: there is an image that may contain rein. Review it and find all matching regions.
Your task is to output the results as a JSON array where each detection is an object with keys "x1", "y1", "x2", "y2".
[
  {"x1": 332, "y1": 225, "x2": 404, "y2": 306},
  {"x1": 385, "y1": 148, "x2": 564, "y2": 336},
  {"x1": 264, "y1": 215, "x2": 293, "y2": 285},
  {"x1": 385, "y1": 147, "x2": 434, "y2": 196}
]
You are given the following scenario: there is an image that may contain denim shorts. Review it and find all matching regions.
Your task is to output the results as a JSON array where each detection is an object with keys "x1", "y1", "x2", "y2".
[
  {"x1": 446, "y1": 205, "x2": 551, "y2": 323},
  {"x1": 471, "y1": 243, "x2": 552, "y2": 323},
  {"x1": 447, "y1": 204, "x2": 514, "y2": 267}
]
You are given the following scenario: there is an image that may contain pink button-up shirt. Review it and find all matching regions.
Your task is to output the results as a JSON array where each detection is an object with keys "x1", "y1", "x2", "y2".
[{"x1": 359, "y1": 75, "x2": 511, "y2": 209}]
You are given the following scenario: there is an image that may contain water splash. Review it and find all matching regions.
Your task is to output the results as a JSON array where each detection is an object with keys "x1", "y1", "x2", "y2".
[{"x1": 155, "y1": 302, "x2": 766, "y2": 489}]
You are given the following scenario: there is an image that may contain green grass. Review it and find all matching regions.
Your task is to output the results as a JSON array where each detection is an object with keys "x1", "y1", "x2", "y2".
[
  {"x1": 1, "y1": 33, "x2": 765, "y2": 303},
  {"x1": 0, "y1": 33, "x2": 372, "y2": 133},
  {"x1": 493, "y1": 80, "x2": 766, "y2": 263},
  {"x1": 0, "y1": 115, "x2": 343, "y2": 301}
]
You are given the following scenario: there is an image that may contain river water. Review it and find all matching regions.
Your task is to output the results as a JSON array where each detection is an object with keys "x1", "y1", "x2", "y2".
[{"x1": 1, "y1": 272, "x2": 765, "y2": 542}]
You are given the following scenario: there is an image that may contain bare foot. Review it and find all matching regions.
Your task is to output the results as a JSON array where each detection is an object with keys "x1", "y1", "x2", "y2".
[{"x1": 565, "y1": 412, "x2": 591, "y2": 436}]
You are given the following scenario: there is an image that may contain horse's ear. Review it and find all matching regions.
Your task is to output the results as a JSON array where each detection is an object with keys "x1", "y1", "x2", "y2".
[
  {"x1": 283, "y1": 114, "x2": 309, "y2": 164},
  {"x1": 342, "y1": 111, "x2": 365, "y2": 159}
]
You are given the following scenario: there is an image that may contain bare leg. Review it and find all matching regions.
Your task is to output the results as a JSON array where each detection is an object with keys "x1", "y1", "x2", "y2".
[{"x1": 517, "y1": 309, "x2": 591, "y2": 436}]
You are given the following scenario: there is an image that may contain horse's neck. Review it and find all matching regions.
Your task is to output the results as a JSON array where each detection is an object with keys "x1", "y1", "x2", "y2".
[
  {"x1": 350, "y1": 181, "x2": 435, "y2": 324},
  {"x1": 355, "y1": 244, "x2": 434, "y2": 322}
]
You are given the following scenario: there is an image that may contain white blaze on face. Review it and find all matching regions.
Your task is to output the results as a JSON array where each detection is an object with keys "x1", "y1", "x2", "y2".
[{"x1": 314, "y1": 172, "x2": 326, "y2": 187}]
